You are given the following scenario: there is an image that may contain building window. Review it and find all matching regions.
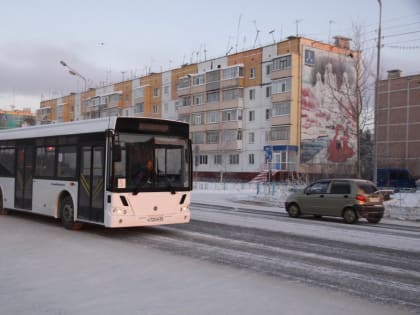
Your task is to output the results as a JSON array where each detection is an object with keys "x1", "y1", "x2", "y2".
[
  {"x1": 163, "y1": 85, "x2": 169, "y2": 95},
  {"x1": 177, "y1": 77, "x2": 190, "y2": 89},
  {"x1": 193, "y1": 94, "x2": 205, "y2": 105},
  {"x1": 249, "y1": 89, "x2": 255, "y2": 100},
  {"x1": 206, "y1": 111, "x2": 219, "y2": 123},
  {"x1": 272, "y1": 102, "x2": 290, "y2": 116},
  {"x1": 206, "y1": 131, "x2": 219, "y2": 144},
  {"x1": 206, "y1": 70, "x2": 220, "y2": 82},
  {"x1": 250, "y1": 68, "x2": 256, "y2": 79},
  {"x1": 271, "y1": 126, "x2": 290, "y2": 141},
  {"x1": 223, "y1": 88, "x2": 242, "y2": 101},
  {"x1": 266, "y1": 64, "x2": 271, "y2": 75},
  {"x1": 192, "y1": 112, "x2": 204, "y2": 125},
  {"x1": 272, "y1": 55, "x2": 291, "y2": 71},
  {"x1": 237, "y1": 130, "x2": 242, "y2": 140},
  {"x1": 249, "y1": 154, "x2": 255, "y2": 165},
  {"x1": 266, "y1": 86, "x2": 272, "y2": 97},
  {"x1": 177, "y1": 114, "x2": 190, "y2": 123},
  {"x1": 153, "y1": 87, "x2": 160, "y2": 97},
  {"x1": 214, "y1": 155, "x2": 222, "y2": 165},
  {"x1": 134, "y1": 87, "x2": 145, "y2": 99},
  {"x1": 222, "y1": 66, "x2": 244, "y2": 80},
  {"x1": 249, "y1": 132, "x2": 255, "y2": 144},
  {"x1": 222, "y1": 130, "x2": 236, "y2": 142},
  {"x1": 192, "y1": 132, "x2": 205, "y2": 144},
  {"x1": 134, "y1": 102, "x2": 144, "y2": 113},
  {"x1": 229, "y1": 154, "x2": 239, "y2": 165},
  {"x1": 199, "y1": 155, "x2": 208, "y2": 165},
  {"x1": 266, "y1": 109, "x2": 271, "y2": 120},
  {"x1": 207, "y1": 91, "x2": 220, "y2": 103},
  {"x1": 193, "y1": 74, "x2": 205, "y2": 86},
  {"x1": 249, "y1": 110, "x2": 255, "y2": 122},
  {"x1": 152, "y1": 104, "x2": 160, "y2": 114},
  {"x1": 182, "y1": 96, "x2": 191, "y2": 106},
  {"x1": 222, "y1": 109, "x2": 242, "y2": 121},
  {"x1": 272, "y1": 78, "x2": 291, "y2": 94}
]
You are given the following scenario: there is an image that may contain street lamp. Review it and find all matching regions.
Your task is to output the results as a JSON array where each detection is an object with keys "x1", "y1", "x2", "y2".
[
  {"x1": 60, "y1": 60, "x2": 88, "y2": 91},
  {"x1": 373, "y1": 0, "x2": 382, "y2": 183}
]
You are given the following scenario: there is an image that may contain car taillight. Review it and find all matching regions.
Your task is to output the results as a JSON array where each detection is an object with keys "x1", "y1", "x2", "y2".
[{"x1": 356, "y1": 194, "x2": 367, "y2": 203}]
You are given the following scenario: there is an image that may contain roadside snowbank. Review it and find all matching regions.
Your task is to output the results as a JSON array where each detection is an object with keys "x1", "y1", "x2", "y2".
[{"x1": 193, "y1": 182, "x2": 420, "y2": 221}]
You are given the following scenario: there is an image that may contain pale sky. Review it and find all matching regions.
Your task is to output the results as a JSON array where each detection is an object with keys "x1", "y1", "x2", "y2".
[{"x1": 1, "y1": 0, "x2": 419, "y2": 112}]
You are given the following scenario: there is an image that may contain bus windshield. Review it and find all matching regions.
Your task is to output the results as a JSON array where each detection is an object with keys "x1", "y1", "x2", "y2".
[{"x1": 112, "y1": 133, "x2": 191, "y2": 192}]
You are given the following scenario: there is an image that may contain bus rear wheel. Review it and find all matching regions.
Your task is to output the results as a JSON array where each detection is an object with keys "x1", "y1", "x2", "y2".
[{"x1": 60, "y1": 196, "x2": 83, "y2": 230}]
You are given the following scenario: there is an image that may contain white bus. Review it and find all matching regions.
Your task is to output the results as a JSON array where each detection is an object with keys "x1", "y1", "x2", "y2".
[{"x1": 0, "y1": 117, "x2": 192, "y2": 229}]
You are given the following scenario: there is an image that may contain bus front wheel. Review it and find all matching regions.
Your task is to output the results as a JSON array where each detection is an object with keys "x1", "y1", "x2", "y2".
[{"x1": 60, "y1": 196, "x2": 83, "y2": 230}]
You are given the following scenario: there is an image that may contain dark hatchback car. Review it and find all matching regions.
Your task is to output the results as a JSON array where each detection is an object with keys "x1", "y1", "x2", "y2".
[{"x1": 285, "y1": 179, "x2": 385, "y2": 224}]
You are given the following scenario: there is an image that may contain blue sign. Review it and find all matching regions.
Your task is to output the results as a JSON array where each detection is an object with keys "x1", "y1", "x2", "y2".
[{"x1": 264, "y1": 146, "x2": 272, "y2": 161}]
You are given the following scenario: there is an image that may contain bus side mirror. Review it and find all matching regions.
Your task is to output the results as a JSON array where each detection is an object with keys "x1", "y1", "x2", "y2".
[{"x1": 113, "y1": 145, "x2": 122, "y2": 162}]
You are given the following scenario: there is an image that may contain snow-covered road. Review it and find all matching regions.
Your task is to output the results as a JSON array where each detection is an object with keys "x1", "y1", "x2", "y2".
[{"x1": 1, "y1": 191, "x2": 419, "y2": 314}]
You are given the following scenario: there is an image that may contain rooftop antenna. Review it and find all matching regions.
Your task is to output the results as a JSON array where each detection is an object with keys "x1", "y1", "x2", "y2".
[
  {"x1": 269, "y1": 29, "x2": 276, "y2": 44},
  {"x1": 226, "y1": 36, "x2": 233, "y2": 55},
  {"x1": 328, "y1": 20, "x2": 336, "y2": 44},
  {"x1": 295, "y1": 19, "x2": 303, "y2": 36},
  {"x1": 190, "y1": 50, "x2": 195, "y2": 64},
  {"x1": 203, "y1": 44, "x2": 207, "y2": 61},
  {"x1": 235, "y1": 14, "x2": 242, "y2": 53},
  {"x1": 121, "y1": 71, "x2": 126, "y2": 81},
  {"x1": 253, "y1": 20, "x2": 261, "y2": 48},
  {"x1": 182, "y1": 54, "x2": 186, "y2": 65},
  {"x1": 226, "y1": 46, "x2": 233, "y2": 56},
  {"x1": 242, "y1": 35, "x2": 247, "y2": 51}
]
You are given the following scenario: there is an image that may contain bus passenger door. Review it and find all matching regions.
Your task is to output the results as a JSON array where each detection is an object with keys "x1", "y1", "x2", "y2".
[
  {"x1": 15, "y1": 146, "x2": 34, "y2": 210},
  {"x1": 78, "y1": 145, "x2": 105, "y2": 223}
]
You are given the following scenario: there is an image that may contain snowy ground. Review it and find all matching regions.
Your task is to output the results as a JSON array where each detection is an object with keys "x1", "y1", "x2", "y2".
[{"x1": 193, "y1": 182, "x2": 420, "y2": 221}]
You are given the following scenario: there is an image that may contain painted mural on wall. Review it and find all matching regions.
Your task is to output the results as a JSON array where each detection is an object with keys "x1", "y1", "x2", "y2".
[{"x1": 300, "y1": 46, "x2": 357, "y2": 168}]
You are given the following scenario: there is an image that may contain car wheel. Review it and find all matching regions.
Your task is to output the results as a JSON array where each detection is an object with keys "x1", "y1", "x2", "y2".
[
  {"x1": 60, "y1": 196, "x2": 83, "y2": 230},
  {"x1": 343, "y1": 208, "x2": 358, "y2": 224},
  {"x1": 287, "y1": 203, "x2": 301, "y2": 218},
  {"x1": 367, "y1": 215, "x2": 382, "y2": 224}
]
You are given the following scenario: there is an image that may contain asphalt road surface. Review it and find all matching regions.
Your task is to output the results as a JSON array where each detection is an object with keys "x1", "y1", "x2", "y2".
[{"x1": 0, "y1": 205, "x2": 419, "y2": 314}]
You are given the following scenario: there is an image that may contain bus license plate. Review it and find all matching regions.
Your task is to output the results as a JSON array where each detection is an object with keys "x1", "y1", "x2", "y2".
[{"x1": 147, "y1": 216, "x2": 164, "y2": 223}]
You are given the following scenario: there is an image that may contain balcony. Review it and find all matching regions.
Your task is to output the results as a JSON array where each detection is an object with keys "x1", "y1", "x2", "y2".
[
  {"x1": 271, "y1": 68, "x2": 292, "y2": 80},
  {"x1": 221, "y1": 77, "x2": 244, "y2": 89},
  {"x1": 271, "y1": 115, "x2": 291, "y2": 126},
  {"x1": 271, "y1": 93, "x2": 291, "y2": 103}
]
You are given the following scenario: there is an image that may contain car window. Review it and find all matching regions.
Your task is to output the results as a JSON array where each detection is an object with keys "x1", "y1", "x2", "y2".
[
  {"x1": 330, "y1": 182, "x2": 351, "y2": 194},
  {"x1": 307, "y1": 181, "x2": 330, "y2": 194},
  {"x1": 357, "y1": 182, "x2": 377, "y2": 194}
]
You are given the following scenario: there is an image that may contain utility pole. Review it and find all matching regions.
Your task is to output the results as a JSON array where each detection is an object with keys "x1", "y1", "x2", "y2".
[{"x1": 374, "y1": 0, "x2": 382, "y2": 183}]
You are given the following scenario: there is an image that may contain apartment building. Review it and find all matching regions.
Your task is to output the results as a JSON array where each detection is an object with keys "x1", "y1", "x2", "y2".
[
  {"x1": 377, "y1": 70, "x2": 420, "y2": 177},
  {"x1": 38, "y1": 36, "x2": 358, "y2": 181},
  {"x1": 0, "y1": 109, "x2": 35, "y2": 129}
]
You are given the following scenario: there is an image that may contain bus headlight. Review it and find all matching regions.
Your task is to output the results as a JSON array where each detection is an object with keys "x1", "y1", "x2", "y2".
[{"x1": 112, "y1": 208, "x2": 129, "y2": 215}]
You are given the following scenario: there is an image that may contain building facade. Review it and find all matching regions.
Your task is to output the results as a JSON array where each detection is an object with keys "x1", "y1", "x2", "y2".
[
  {"x1": 39, "y1": 36, "x2": 358, "y2": 181},
  {"x1": 377, "y1": 70, "x2": 420, "y2": 178},
  {"x1": 0, "y1": 109, "x2": 35, "y2": 129}
]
